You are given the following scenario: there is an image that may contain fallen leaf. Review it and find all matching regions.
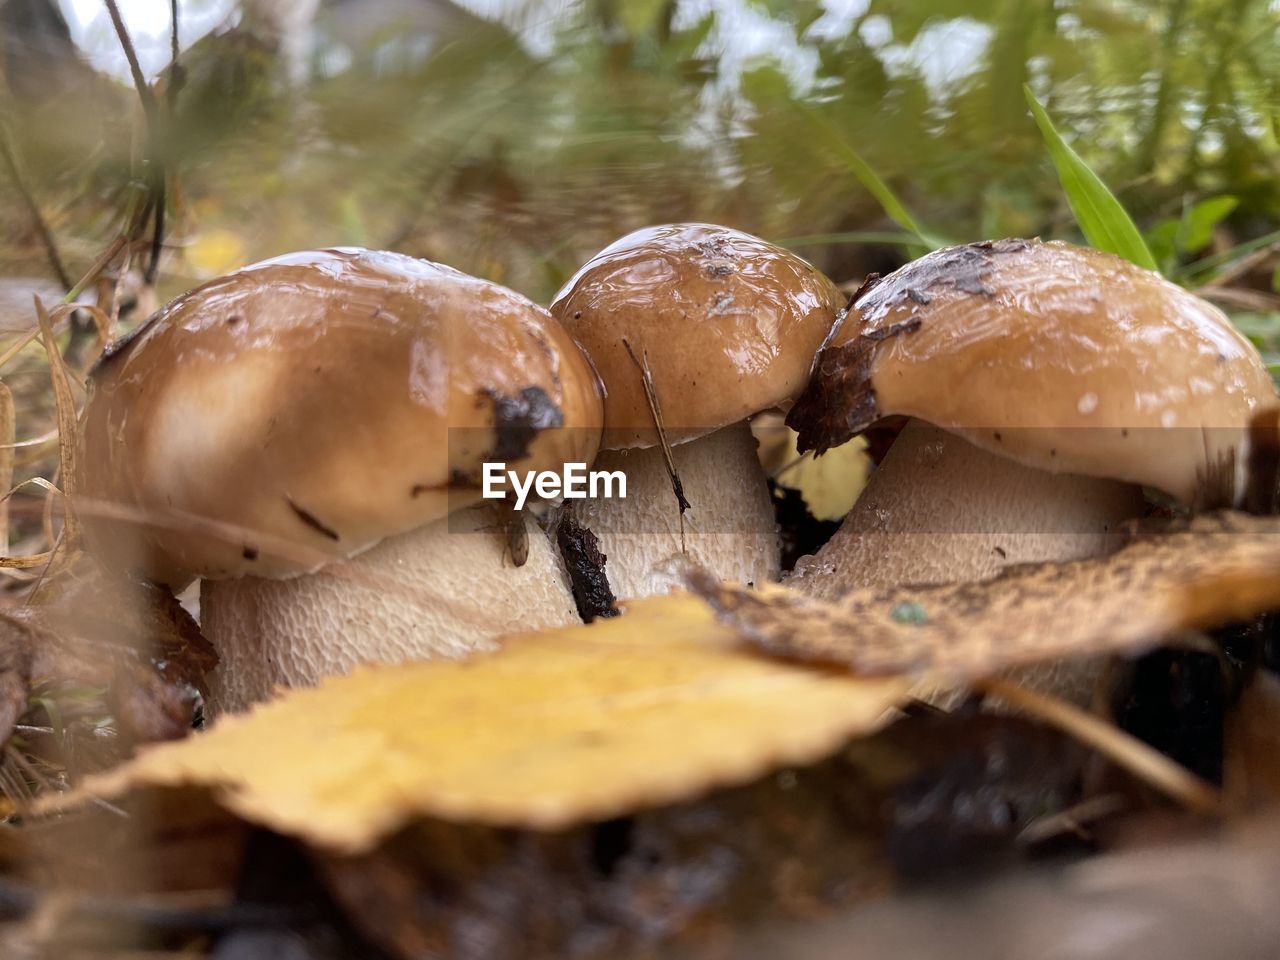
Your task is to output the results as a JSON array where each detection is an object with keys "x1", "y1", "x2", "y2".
[
  {"x1": 689, "y1": 512, "x2": 1280, "y2": 681},
  {"x1": 0, "y1": 559, "x2": 215, "y2": 800},
  {"x1": 778, "y1": 436, "x2": 870, "y2": 522},
  {"x1": 754, "y1": 416, "x2": 870, "y2": 522},
  {"x1": 57, "y1": 594, "x2": 910, "y2": 852},
  {"x1": 27, "y1": 560, "x2": 215, "y2": 744}
]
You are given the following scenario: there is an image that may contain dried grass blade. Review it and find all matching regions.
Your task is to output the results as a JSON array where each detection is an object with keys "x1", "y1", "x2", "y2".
[
  {"x1": 0, "y1": 381, "x2": 13, "y2": 555},
  {"x1": 32, "y1": 298, "x2": 80, "y2": 549},
  {"x1": 978, "y1": 676, "x2": 1220, "y2": 815}
]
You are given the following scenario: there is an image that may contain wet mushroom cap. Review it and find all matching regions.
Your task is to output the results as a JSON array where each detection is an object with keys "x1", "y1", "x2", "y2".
[
  {"x1": 789, "y1": 239, "x2": 1278, "y2": 507},
  {"x1": 79, "y1": 248, "x2": 603, "y2": 585},
  {"x1": 551, "y1": 223, "x2": 846, "y2": 447}
]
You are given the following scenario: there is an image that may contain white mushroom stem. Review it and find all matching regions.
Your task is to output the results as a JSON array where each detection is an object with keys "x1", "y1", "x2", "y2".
[
  {"x1": 201, "y1": 502, "x2": 579, "y2": 715},
  {"x1": 789, "y1": 421, "x2": 1148, "y2": 705},
  {"x1": 790, "y1": 420, "x2": 1145, "y2": 598},
  {"x1": 567, "y1": 422, "x2": 780, "y2": 598}
]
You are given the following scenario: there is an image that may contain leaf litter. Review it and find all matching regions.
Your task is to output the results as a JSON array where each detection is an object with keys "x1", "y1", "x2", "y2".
[
  {"x1": 40, "y1": 512, "x2": 1280, "y2": 849},
  {"x1": 688, "y1": 512, "x2": 1280, "y2": 681},
  {"x1": 51, "y1": 594, "x2": 911, "y2": 852}
]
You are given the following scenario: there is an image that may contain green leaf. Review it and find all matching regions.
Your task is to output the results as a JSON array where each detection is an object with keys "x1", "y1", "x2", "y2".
[
  {"x1": 1023, "y1": 86, "x2": 1158, "y2": 272},
  {"x1": 1176, "y1": 195, "x2": 1238, "y2": 255}
]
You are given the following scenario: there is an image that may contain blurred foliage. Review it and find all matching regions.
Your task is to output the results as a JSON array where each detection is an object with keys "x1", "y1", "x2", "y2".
[{"x1": 1, "y1": 0, "x2": 1278, "y2": 306}]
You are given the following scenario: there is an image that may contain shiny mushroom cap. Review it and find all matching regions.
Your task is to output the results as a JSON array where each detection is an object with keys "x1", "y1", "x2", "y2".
[
  {"x1": 551, "y1": 223, "x2": 845, "y2": 448},
  {"x1": 789, "y1": 239, "x2": 1278, "y2": 507},
  {"x1": 79, "y1": 248, "x2": 603, "y2": 585}
]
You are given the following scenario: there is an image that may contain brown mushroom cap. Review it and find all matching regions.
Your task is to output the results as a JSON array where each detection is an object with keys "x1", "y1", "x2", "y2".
[
  {"x1": 79, "y1": 248, "x2": 603, "y2": 584},
  {"x1": 551, "y1": 223, "x2": 845, "y2": 448},
  {"x1": 789, "y1": 239, "x2": 1278, "y2": 506}
]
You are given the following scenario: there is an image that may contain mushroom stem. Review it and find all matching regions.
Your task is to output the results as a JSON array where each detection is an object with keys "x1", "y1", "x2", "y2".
[
  {"x1": 201, "y1": 501, "x2": 580, "y2": 715},
  {"x1": 789, "y1": 421, "x2": 1148, "y2": 705},
  {"x1": 565, "y1": 422, "x2": 780, "y2": 598},
  {"x1": 789, "y1": 420, "x2": 1146, "y2": 599}
]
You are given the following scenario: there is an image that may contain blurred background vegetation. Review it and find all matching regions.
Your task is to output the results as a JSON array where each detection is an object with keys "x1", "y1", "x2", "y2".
[{"x1": 1, "y1": 0, "x2": 1278, "y2": 336}]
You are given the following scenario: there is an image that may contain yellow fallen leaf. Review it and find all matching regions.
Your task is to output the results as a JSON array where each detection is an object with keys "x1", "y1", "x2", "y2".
[
  {"x1": 777, "y1": 436, "x2": 869, "y2": 521},
  {"x1": 754, "y1": 415, "x2": 869, "y2": 521},
  {"x1": 60, "y1": 594, "x2": 909, "y2": 853},
  {"x1": 690, "y1": 512, "x2": 1280, "y2": 681}
]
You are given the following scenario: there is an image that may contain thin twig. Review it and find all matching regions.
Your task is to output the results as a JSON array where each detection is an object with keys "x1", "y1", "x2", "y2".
[
  {"x1": 103, "y1": 0, "x2": 168, "y2": 283},
  {"x1": 102, "y1": 0, "x2": 158, "y2": 123},
  {"x1": 1199, "y1": 287, "x2": 1280, "y2": 312},
  {"x1": 622, "y1": 338, "x2": 690, "y2": 551},
  {"x1": 1200, "y1": 241, "x2": 1280, "y2": 290},
  {"x1": 169, "y1": 0, "x2": 180, "y2": 67},
  {"x1": 166, "y1": 0, "x2": 186, "y2": 108},
  {"x1": 0, "y1": 123, "x2": 72, "y2": 291},
  {"x1": 146, "y1": 182, "x2": 166, "y2": 284},
  {"x1": 977, "y1": 676, "x2": 1221, "y2": 815}
]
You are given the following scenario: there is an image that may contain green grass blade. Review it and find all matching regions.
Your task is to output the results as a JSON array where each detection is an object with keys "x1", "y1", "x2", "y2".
[
  {"x1": 1023, "y1": 85, "x2": 1158, "y2": 272},
  {"x1": 1177, "y1": 227, "x2": 1280, "y2": 284},
  {"x1": 797, "y1": 103, "x2": 946, "y2": 252}
]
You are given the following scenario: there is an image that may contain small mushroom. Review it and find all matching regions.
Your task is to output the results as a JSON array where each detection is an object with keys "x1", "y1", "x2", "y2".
[
  {"x1": 78, "y1": 248, "x2": 603, "y2": 713},
  {"x1": 787, "y1": 239, "x2": 1279, "y2": 599},
  {"x1": 551, "y1": 223, "x2": 846, "y2": 597}
]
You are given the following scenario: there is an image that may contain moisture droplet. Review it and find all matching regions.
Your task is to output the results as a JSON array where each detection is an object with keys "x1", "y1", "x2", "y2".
[{"x1": 1077, "y1": 392, "x2": 1099, "y2": 415}]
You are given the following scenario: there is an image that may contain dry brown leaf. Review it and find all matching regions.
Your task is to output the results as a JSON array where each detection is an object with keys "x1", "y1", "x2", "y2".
[
  {"x1": 689, "y1": 512, "x2": 1280, "y2": 681},
  {"x1": 60, "y1": 594, "x2": 910, "y2": 852},
  {"x1": 0, "y1": 560, "x2": 215, "y2": 757}
]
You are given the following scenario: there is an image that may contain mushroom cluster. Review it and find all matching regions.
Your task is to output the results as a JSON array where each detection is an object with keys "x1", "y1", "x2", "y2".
[{"x1": 75, "y1": 233, "x2": 1279, "y2": 716}]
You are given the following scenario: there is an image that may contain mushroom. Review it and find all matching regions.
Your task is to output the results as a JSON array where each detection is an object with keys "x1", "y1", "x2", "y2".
[
  {"x1": 550, "y1": 223, "x2": 846, "y2": 597},
  {"x1": 787, "y1": 238, "x2": 1279, "y2": 600},
  {"x1": 78, "y1": 248, "x2": 603, "y2": 713}
]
